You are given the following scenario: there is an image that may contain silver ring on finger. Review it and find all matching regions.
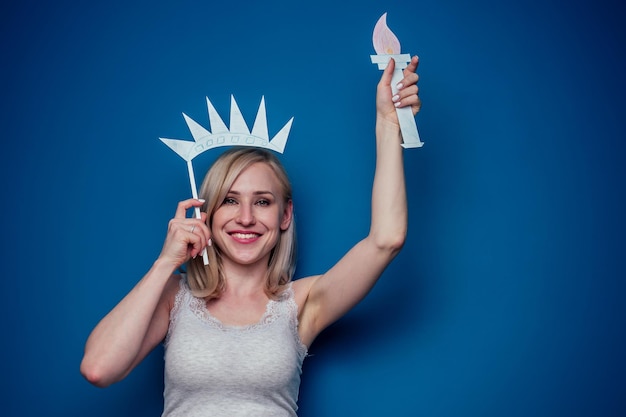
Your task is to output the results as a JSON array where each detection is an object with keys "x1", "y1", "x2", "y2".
[{"x1": 190, "y1": 225, "x2": 196, "y2": 233}]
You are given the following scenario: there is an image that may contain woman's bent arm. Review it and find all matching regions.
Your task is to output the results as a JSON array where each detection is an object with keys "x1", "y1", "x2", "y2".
[
  {"x1": 80, "y1": 260, "x2": 178, "y2": 387},
  {"x1": 81, "y1": 198, "x2": 211, "y2": 387}
]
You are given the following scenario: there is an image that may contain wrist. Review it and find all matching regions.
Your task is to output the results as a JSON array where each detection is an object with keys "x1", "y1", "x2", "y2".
[
  {"x1": 376, "y1": 114, "x2": 399, "y2": 130},
  {"x1": 152, "y1": 257, "x2": 180, "y2": 277},
  {"x1": 376, "y1": 116, "x2": 402, "y2": 142}
]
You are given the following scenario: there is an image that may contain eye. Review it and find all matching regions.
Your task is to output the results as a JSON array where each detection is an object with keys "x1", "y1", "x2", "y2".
[
  {"x1": 256, "y1": 199, "x2": 271, "y2": 207},
  {"x1": 222, "y1": 197, "x2": 238, "y2": 205}
]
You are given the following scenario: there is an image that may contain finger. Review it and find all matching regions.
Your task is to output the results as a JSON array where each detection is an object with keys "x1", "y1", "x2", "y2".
[
  {"x1": 412, "y1": 96, "x2": 422, "y2": 115},
  {"x1": 399, "y1": 83, "x2": 419, "y2": 95},
  {"x1": 403, "y1": 55, "x2": 419, "y2": 76},
  {"x1": 182, "y1": 222, "x2": 209, "y2": 258},
  {"x1": 191, "y1": 237, "x2": 208, "y2": 259},
  {"x1": 394, "y1": 95, "x2": 421, "y2": 115},
  {"x1": 193, "y1": 230, "x2": 212, "y2": 257},
  {"x1": 393, "y1": 85, "x2": 418, "y2": 105},
  {"x1": 397, "y1": 72, "x2": 419, "y2": 92},
  {"x1": 174, "y1": 198, "x2": 206, "y2": 219},
  {"x1": 186, "y1": 230, "x2": 205, "y2": 259},
  {"x1": 398, "y1": 91, "x2": 421, "y2": 108},
  {"x1": 379, "y1": 57, "x2": 396, "y2": 87},
  {"x1": 167, "y1": 217, "x2": 204, "y2": 238},
  {"x1": 188, "y1": 217, "x2": 211, "y2": 249},
  {"x1": 397, "y1": 84, "x2": 419, "y2": 100},
  {"x1": 397, "y1": 57, "x2": 419, "y2": 90}
]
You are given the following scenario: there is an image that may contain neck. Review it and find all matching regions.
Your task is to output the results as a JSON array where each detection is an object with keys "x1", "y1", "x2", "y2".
[{"x1": 220, "y1": 257, "x2": 270, "y2": 297}]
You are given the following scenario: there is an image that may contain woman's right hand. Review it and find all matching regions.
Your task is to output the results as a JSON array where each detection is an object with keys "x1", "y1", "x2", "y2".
[{"x1": 158, "y1": 198, "x2": 211, "y2": 268}]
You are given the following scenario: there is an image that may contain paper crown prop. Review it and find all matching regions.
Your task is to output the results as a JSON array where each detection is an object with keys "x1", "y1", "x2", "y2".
[
  {"x1": 159, "y1": 96, "x2": 293, "y2": 265},
  {"x1": 160, "y1": 95, "x2": 294, "y2": 160}
]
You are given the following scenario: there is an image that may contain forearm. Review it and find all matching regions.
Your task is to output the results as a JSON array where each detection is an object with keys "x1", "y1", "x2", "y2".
[
  {"x1": 370, "y1": 116, "x2": 407, "y2": 252},
  {"x1": 80, "y1": 258, "x2": 176, "y2": 386}
]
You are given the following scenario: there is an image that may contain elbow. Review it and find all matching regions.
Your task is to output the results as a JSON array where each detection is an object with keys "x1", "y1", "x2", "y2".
[
  {"x1": 372, "y1": 228, "x2": 406, "y2": 256},
  {"x1": 387, "y1": 232, "x2": 407, "y2": 255},
  {"x1": 80, "y1": 359, "x2": 115, "y2": 388}
]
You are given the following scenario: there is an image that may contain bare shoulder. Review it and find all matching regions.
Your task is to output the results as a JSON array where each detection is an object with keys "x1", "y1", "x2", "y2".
[
  {"x1": 291, "y1": 276, "x2": 319, "y2": 306},
  {"x1": 291, "y1": 276, "x2": 318, "y2": 310}
]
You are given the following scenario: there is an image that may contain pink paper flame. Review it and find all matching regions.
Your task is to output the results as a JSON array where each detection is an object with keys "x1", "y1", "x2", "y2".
[{"x1": 372, "y1": 13, "x2": 401, "y2": 55}]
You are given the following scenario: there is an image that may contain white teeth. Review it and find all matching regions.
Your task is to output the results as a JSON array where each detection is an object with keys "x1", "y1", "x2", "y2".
[{"x1": 232, "y1": 233, "x2": 258, "y2": 239}]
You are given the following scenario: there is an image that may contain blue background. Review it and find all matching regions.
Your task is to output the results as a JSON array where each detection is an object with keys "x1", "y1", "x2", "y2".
[{"x1": 2, "y1": 0, "x2": 625, "y2": 416}]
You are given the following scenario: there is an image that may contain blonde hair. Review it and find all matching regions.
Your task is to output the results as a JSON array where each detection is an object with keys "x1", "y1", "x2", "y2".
[{"x1": 186, "y1": 147, "x2": 296, "y2": 300}]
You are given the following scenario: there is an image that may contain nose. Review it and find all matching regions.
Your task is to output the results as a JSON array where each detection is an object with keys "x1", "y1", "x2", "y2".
[{"x1": 236, "y1": 203, "x2": 256, "y2": 226}]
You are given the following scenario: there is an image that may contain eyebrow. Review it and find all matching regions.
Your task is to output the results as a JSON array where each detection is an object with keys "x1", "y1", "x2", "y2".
[{"x1": 228, "y1": 190, "x2": 275, "y2": 197}]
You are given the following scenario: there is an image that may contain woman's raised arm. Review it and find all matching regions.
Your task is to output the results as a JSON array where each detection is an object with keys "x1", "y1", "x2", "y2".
[{"x1": 296, "y1": 57, "x2": 421, "y2": 347}]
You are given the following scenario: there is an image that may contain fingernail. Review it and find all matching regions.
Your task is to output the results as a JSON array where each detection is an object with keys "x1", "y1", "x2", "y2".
[
  {"x1": 208, "y1": 238, "x2": 212, "y2": 247},
  {"x1": 198, "y1": 198, "x2": 206, "y2": 203},
  {"x1": 392, "y1": 94, "x2": 400, "y2": 102},
  {"x1": 394, "y1": 101, "x2": 401, "y2": 107},
  {"x1": 396, "y1": 82, "x2": 404, "y2": 90}
]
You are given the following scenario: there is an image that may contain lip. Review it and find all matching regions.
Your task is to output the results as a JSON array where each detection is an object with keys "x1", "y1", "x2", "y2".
[{"x1": 228, "y1": 231, "x2": 262, "y2": 244}]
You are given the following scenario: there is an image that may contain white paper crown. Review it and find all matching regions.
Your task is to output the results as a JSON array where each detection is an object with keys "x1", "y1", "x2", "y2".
[{"x1": 160, "y1": 95, "x2": 294, "y2": 161}]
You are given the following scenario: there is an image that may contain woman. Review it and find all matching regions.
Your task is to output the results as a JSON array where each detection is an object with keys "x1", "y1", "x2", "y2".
[{"x1": 81, "y1": 56, "x2": 421, "y2": 416}]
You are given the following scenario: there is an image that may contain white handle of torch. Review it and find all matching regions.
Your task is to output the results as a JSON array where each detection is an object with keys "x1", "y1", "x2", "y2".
[
  {"x1": 390, "y1": 69, "x2": 423, "y2": 148},
  {"x1": 187, "y1": 160, "x2": 209, "y2": 265}
]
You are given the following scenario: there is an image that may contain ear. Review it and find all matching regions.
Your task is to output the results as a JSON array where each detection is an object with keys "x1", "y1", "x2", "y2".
[{"x1": 280, "y1": 199, "x2": 293, "y2": 231}]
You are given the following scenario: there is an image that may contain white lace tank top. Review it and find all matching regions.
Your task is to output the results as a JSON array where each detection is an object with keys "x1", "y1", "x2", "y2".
[{"x1": 162, "y1": 278, "x2": 308, "y2": 417}]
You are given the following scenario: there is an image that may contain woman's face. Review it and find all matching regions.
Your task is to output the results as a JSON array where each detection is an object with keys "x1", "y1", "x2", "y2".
[{"x1": 211, "y1": 162, "x2": 292, "y2": 269}]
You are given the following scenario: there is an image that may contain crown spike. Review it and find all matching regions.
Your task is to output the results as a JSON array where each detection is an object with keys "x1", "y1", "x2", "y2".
[
  {"x1": 229, "y1": 95, "x2": 251, "y2": 135},
  {"x1": 206, "y1": 97, "x2": 229, "y2": 134},
  {"x1": 159, "y1": 137, "x2": 195, "y2": 161},
  {"x1": 268, "y1": 117, "x2": 293, "y2": 153},
  {"x1": 183, "y1": 113, "x2": 211, "y2": 142},
  {"x1": 251, "y1": 96, "x2": 269, "y2": 140}
]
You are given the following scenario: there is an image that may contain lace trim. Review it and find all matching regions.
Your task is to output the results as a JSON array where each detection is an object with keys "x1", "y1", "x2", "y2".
[
  {"x1": 287, "y1": 294, "x2": 309, "y2": 360},
  {"x1": 167, "y1": 277, "x2": 307, "y2": 358},
  {"x1": 164, "y1": 276, "x2": 188, "y2": 346},
  {"x1": 182, "y1": 280, "x2": 292, "y2": 331},
  {"x1": 188, "y1": 292, "x2": 282, "y2": 332}
]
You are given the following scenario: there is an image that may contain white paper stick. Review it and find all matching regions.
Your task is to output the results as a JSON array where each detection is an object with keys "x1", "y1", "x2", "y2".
[{"x1": 187, "y1": 160, "x2": 209, "y2": 265}]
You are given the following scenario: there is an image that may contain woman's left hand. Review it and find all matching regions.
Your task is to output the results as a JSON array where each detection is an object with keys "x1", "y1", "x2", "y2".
[{"x1": 376, "y1": 55, "x2": 421, "y2": 125}]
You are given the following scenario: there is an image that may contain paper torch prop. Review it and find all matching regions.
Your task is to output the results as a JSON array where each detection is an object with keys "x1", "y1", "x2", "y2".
[{"x1": 371, "y1": 13, "x2": 423, "y2": 148}]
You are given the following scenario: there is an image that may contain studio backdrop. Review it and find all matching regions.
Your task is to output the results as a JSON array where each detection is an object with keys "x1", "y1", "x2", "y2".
[{"x1": 2, "y1": 0, "x2": 624, "y2": 416}]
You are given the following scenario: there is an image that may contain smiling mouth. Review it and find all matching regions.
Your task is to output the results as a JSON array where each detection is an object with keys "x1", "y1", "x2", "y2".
[{"x1": 230, "y1": 232, "x2": 260, "y2": 240}]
